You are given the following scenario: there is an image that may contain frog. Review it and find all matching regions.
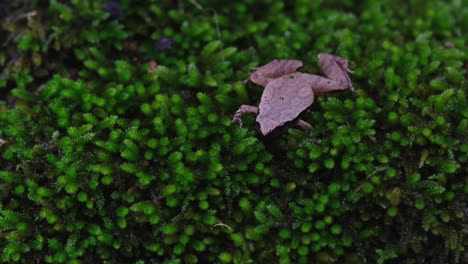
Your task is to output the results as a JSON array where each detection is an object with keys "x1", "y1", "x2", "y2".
[{"x1": 232, "y1": 53, "x2": 355, "y2": 135}]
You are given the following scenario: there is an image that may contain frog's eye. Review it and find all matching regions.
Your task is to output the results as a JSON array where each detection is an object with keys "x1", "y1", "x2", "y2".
[
  {"x1": 101, "y1": 1, "x2": 124, "y2": 19},
  {"x1": 154, "y1": 37, "x2": 173, "y2": 51},
  {"x1": 251, "y1": 73, "x2": 259, "y2": 81}
]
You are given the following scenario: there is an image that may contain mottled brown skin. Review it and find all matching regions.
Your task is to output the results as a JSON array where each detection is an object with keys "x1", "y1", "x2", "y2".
[
  {"x1": 233, "y1": 53, "x2": 354, "y2": 135},
  {"x1": 256, "y1": 73, "x2": 315, "y2": 135}
]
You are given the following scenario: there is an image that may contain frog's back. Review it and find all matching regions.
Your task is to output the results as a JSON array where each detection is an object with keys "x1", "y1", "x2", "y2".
[{"x1": 256, "y1": 73, "x2": 314, "y2": 135}]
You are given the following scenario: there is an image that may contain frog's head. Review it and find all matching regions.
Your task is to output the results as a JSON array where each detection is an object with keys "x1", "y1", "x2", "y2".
[
  {"x1": 249, "y1": 73, "x2": 271, "y2": 87},
  {"x1": 244, "y1": 59, "x2": 304, "y2": 87}
]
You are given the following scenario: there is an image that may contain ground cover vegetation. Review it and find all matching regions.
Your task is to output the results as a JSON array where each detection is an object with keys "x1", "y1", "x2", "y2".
[{"x1": 0, "y1": 0, "x2": 466, "y2": 263}]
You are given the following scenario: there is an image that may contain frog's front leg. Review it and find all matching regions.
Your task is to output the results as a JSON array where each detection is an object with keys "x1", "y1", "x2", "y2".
[
  {"x1": 232, "y1": 105, "x2": 259, "y2": 128},
  {"x1": 317, "y1": 53, "x2": 355, "y2": 93}
]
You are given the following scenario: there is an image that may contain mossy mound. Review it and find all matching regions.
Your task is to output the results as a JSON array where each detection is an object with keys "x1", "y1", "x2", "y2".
[{"x1": 0, "y1": 1, "x2": 466, "y2": 263}]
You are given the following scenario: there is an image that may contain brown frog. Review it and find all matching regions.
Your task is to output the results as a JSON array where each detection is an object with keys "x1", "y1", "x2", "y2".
[{"x1": 232, "y1": 53, "x2": 355, "y2": 135}]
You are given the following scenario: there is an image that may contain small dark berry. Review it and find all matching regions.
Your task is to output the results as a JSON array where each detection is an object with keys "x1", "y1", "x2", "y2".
[
  {"x1": 154, "y1": 37, "x2": 173, "y2": 51},
  {"x1": 101, "y1": 1, "x2": 123, "y2": 19},
  {"x1": 181, "y1": 90, "x2": 193, "y2": 100}
]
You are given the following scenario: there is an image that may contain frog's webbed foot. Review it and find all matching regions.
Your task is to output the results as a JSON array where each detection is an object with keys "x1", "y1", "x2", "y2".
[
  {"x1": 345, "y1": 68, "x2": 355, "y2": 75},
  {"x1": 344, "y1": 78, "x2": 356, "y2": 93},
  {"x1": 336, "y1": 57, "x2": 355, "y2": 75},
  {"x1": 348, "y1": 83, "x2": 356, "y2": 93},
  {"x1": 295, "y1": 119, "x2": 312, "y2": 131},
  {"x1": 232, "y1": 105, "x2": 259, "y2": 128}
]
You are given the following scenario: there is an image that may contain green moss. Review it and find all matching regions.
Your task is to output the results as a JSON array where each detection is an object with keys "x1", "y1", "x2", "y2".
[{"x1": 0, "y1": 0, "x2": 466, "y2": 263}]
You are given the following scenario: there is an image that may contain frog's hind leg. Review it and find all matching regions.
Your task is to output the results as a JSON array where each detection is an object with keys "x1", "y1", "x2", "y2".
[
  {"x1": 232, "y1": 105, "x2": 258, "y2": 128},
  {"x1": 318, "y1": 53, "x2": 355, "y2": 92},
  {"x1": 295, "y1": 119, "x2": 312, "y2": 131},
  {"x1": 302, "y1": 74, "x2": 350, "y2": 96}
]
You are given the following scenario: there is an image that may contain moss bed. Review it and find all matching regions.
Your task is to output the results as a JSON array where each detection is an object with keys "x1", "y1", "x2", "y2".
[{"x1": 0, "y1": 0, "x2": 467, "y2": 263}]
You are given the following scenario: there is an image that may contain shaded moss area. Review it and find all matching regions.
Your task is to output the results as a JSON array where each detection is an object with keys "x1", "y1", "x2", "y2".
[{"x1": 0, "y1": 0, "x2": 467, "y2": 263}]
